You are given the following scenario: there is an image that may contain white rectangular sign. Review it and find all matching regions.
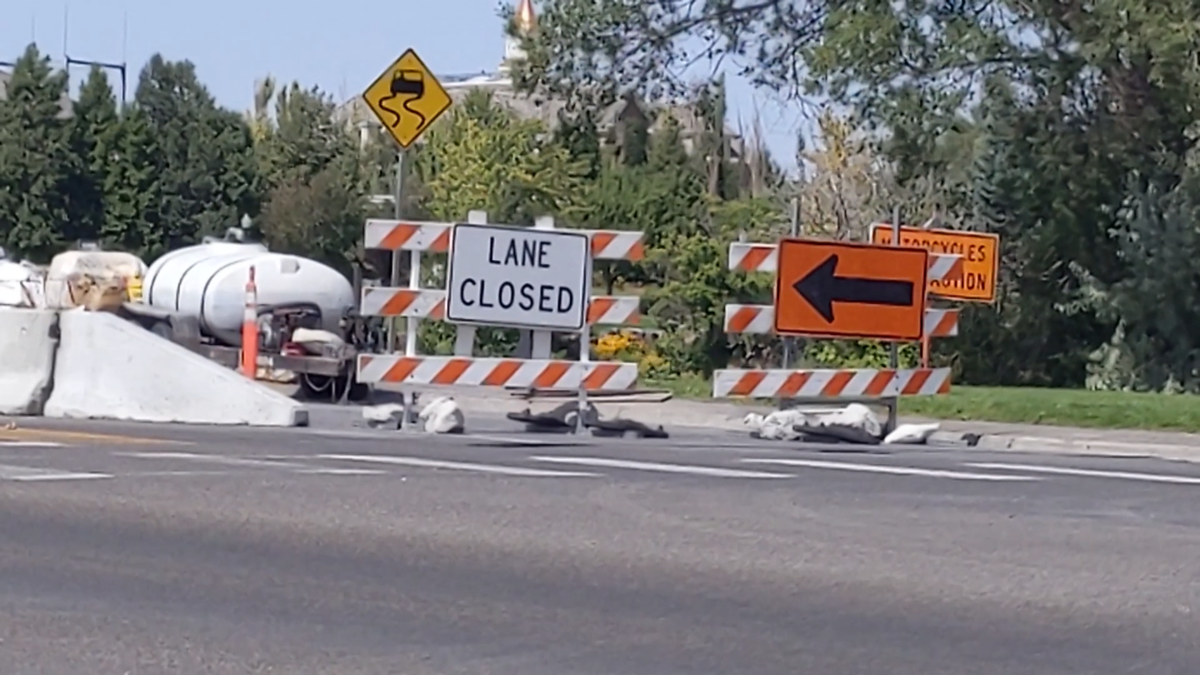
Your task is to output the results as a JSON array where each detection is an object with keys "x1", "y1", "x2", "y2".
[{"x1": 445, "y1": 223, "x2": 591, "y2": 331}]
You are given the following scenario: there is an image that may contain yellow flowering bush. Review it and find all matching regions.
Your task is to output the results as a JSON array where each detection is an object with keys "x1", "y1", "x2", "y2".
[{"x1": 592, "y1": 330, "x2": 671, "y2": 380}]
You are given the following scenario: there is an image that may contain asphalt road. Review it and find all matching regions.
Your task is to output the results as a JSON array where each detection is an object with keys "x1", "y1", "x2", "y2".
[{"x1": 1, "y1": 420, "x2": 1198, "y2": 674}]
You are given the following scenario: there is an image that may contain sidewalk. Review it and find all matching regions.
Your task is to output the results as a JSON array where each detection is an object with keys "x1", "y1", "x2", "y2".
[{"x1": 926, "y1": 419, "x2": 1200, "y2": 461}]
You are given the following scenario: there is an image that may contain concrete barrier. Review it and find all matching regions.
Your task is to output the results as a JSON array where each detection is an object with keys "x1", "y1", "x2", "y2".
[
  {"x1": 0, "y1": 308, "x2": 58, "y2": 415},
  {"x1": 44, "y1": 310, "x2": 307, "y2": 426}
]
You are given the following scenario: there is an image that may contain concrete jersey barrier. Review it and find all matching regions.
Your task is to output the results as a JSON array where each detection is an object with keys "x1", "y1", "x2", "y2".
[
  {"x1": 0, "y1": 308, "x2": 58, "y2": 415},
  {"x1": 43, "y1": 310, "x2": 308, "y2": 426}
]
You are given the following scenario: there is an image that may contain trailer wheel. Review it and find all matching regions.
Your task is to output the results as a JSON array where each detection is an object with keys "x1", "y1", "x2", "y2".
[
  {"x1": 346, "y1": 379, "x2": 371, "y2": 402},
  {"x1": 149, "y1": 320, "x2": 174, "y2": 341},
  {"x1": 297, "y1": 374, "x2": 333, "y2": 400}
]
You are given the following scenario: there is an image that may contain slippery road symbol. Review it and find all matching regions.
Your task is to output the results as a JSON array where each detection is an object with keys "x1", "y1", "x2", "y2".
[{"x1": 377, "y1": 69, "x2": 427, "y2": 131}]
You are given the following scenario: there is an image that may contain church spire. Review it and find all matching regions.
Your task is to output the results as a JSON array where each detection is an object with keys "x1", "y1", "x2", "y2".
[
  {"x1": 501, "y1": 0, "x2": 537, "y2": 73},
  {"x1": 514, "y1": 0, "x2": 536, "y2": 34}
]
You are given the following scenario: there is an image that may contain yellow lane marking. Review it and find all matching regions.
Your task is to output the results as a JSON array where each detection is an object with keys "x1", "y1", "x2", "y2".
[{"x1": 0, "y1": 428, "x2": 188, "y2": 446}]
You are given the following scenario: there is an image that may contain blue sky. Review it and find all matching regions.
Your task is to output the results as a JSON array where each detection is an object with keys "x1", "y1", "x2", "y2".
[{"x1": 3, "y1": 0, "x2": 809, "y2": 170}]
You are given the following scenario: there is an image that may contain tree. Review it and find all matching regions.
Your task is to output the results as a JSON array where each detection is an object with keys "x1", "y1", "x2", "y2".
[
  {"x1": 507, "y1": 0, "x2": 826, "y2": 107},
  {"x1": 413, "y1": 90, "x2": 588, "y2": 224},
  {"x1": 251, "y1": 81, "x2": 368, "y2": 274},
  {"x1": 553, "y1": 109, "x2": 603, "y2": 180},
  {"x1": 0, "y1": 44, "x2": 83, "y2": 262},
  {"x1": 69, "y1": 66, "x2": 121, "y2": 245},
  {"x1": 1070, "y1": 150, "x2": 1200, "y2": 393},
  {"x1": 131, "y1": 54, "x2": 259, "y2": 259},
  {"x1": 96, "y1": 108, "x2": 161, "y2": 255}
]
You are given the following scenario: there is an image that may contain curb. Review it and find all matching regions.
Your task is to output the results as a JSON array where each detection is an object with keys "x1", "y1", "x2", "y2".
[{"x1": 930, "y1": 430, "x2": 1200, "y2": 462}]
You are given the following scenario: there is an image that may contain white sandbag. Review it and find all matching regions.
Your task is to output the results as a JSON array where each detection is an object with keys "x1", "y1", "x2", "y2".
[
  {"x1": 418, "y1": 395, "x2": 465, "y2": 434},
  {"x1": 882, "y1": 422, "x2": 940, "y2": 445},
  {"x1": 745, "y1": 404, "x2": 883, "y2": 444},
  {"x1": 290, "y1": 327, "x2": 346, "y2": 355},
  {"x1": 794, "y1": 403, "x2": 882, "y2": 443},
  {"x1": 363, "y1": 402, "x2": 408, "y2": 428},
  {"x1": 744, "y1": 410, "x2": 808, "y2": 440}
]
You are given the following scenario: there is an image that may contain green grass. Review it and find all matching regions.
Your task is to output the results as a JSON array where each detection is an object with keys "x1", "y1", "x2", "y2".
[
  {"x1": 899, "y1": 386, "x2": 1200, "y2": 432},
  {"x1": 644, "y1": 373, "x2": 712, "y2": 400},
  {"x1": 645, "y1": 376, "x2": 1200, "y2": 432}
]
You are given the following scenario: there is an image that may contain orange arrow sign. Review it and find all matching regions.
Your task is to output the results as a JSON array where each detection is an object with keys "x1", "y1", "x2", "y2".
[{"x1": 774, "y1": 238, "x2": 929, "y2": 340}]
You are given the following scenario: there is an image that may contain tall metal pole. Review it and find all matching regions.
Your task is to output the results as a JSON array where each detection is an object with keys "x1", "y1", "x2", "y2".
[
  {"x1": 887, "y1": 205, "x2": 902, "y2": 432},
  {"x1": 387, "y1": 150, "x2": 405, "y2": 352},
  {"x1": 402, "y1": 155, "x2": 421, "y2": 358},
  {"x1": 781, "y1": 196, "x2": 800, "y2": 369}
]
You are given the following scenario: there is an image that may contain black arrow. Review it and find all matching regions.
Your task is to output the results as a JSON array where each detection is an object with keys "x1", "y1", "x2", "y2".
[{"x1": 792, "y1": 254, "x2": 915, "y2": 323}]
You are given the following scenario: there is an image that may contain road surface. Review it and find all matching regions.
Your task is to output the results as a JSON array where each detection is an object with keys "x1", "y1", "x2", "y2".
[{"x1": 0, "y1": 420, "x2": 1197, "y2": 674}]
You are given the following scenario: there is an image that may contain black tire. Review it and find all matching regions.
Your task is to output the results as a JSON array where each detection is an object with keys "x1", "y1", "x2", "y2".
[
  {"x1": 346, "y1": 379, "x2": 372, "y2": 402},
  {"x1": 149, "y1": 320, "x2": 174, "y2": 341},
  {"x1": 297, "y1": 373, "x2": 371, "y2": 403},
  {"x1": 297, "y1": 374, "x2": 333, "y2": 400}
]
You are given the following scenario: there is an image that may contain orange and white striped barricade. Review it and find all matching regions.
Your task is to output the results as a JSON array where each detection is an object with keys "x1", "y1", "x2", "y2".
[
  {"x1": 723, "y1": 305, "x2": 960, "y2": 338},
  {"x1": 712, "y1": 367, "x2": 951, "y2": 399},
  {"x1": 358, "y1": 356, "x2": 639, "y2": 391},
  {"x1": 727, "y1": 241, "x2": 964, "y2": 281},
  {"x1": 365, "y1": 219, "x2": 644, "y2": 260},
  {"x1": 719, "y1": 238, "x2": 961, "y2": 430},
  {"x1": 358, "y1": 211, "x2": 647, "y2": 433},
  {"x1": 360, "y1": 288, "x2": 641, "y2": 326}
]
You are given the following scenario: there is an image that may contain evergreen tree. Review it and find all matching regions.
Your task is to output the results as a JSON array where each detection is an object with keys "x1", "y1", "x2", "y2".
[
  {"x1": 552, "y1": 110, "x2": 602, "y2": 180},
  {"x1": 69, "y1": 65, "x2": 120, "y2": 244},
  {"x1": 98, "y1": 108, "x2": 161, "y2": 255},
  {"x1": 0, "y1": 44, "x2": 83, "y2": 262},
  {"x1": 132, "y1": 54, "x2": 259, "y2": 259}
]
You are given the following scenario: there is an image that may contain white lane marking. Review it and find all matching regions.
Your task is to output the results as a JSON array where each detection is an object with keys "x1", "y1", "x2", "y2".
[
  {"x1": 0, "y1": 441, "x2": 66, "y2": 447},
  {"x1": 0, "y1": 464, "x2": 112, "y2": 482},
  {"x1": 966, "y1": 462, "x2": 1200, "y2": 485},
  {"x1": 529, "y1": 456, "x2": 795, "y2": 479},
  {"x1": 318, "y1": 454, "x2": 597, "y2": 477},
  {"x1": 119, "y1": 452, "x2": 385, "y2": 475},
  {"x1": 743, "y1": 458, "x2": 1040, "y2": 481}
]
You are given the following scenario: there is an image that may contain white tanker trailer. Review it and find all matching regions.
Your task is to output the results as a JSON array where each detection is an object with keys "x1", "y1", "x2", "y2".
[
  {"x1": 124, "y1": 229, "x2": 382, "y2": 402},
  {"x1": 142, "y1": 239, "x2": 354, "y2": 346}
]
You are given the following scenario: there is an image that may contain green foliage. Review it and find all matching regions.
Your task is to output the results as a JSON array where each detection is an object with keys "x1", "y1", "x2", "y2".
[
  {"x1": 251, "y1": 82, "x2": 366, "y2": 275},
  {"x1": 97, "y1": 109, "x2": 161, "y2": 254},
  {"x1": 1073, "y1": 160, "x2": 1200, "y2": 393},
  {"x1": 69, "y1": 66, "x2": 120, "y2": 244},
  {"x1": 0, "y1": 44, "x2": 84, "y2": 262},
  {"x1": 131, "y1": 55, "x2": 259, "y2": 259},
  {"x1": 11, "y1": 2, "x2": 1200, "y2": 398},
  {"x1": 413, "y1": 90, "x2": 588, "y2": 224}
]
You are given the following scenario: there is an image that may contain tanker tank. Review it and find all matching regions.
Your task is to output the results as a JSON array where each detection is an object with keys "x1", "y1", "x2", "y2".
[{"x1": 142, "y1": 241, "x2": 355, "y2": 347}]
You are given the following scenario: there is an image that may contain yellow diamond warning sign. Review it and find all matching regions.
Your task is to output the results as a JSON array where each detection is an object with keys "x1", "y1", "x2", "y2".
[{"x1": 362, "y1": 49, "x2": 452, "y2": 150}]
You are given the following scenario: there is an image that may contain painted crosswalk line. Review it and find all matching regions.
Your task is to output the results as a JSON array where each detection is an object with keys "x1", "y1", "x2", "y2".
[
  {"x1": 0, "y1": 441, "x2": 66, "y2": 448},
  {"x1": 966, "y1": 462, "x2": 1200, "y2": 485},
  {"x1": 120, "y1": 452, "x2": 385, "y2": 475},
  {"x1": 529, "y1": 456, "x2": 795, "y2": 479},
  {"x1": 743, "y1": 458, "x2": 1040, "y2": 481},
  {"x1": 0, "y1": 463, "x2": 112, "y2": 482},
  {"x1": 318, "y1": 454, "x2": 598, "y2": 477}
]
